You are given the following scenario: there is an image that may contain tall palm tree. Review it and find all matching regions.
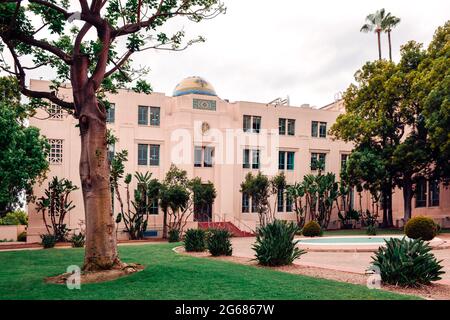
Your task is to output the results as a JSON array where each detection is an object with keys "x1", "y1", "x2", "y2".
[
  {"x1": 381, "y1": 13, "x2": 401, "y2": 61},
  {"x1": 360, "y1": 9, "x2": 387, "y2": 60}
]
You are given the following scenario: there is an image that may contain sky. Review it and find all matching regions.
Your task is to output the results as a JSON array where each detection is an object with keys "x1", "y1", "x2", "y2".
[{"x1": 6, "y1": 0, "x2": 450, "y2": 108}]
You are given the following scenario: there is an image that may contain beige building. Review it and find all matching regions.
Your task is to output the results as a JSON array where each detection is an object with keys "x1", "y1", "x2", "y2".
[{"x1": 26, "y1": 77, "x2": 450, "y2": 242}]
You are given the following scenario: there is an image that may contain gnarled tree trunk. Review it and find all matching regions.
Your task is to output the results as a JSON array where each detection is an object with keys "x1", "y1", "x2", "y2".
[{"x1": 77, "y1": 91, "x2": 122, "y2": 271}]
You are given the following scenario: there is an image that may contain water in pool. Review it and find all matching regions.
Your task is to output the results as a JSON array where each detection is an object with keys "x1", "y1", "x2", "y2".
[{"x1": 298, "y1": 236, "x2": 407, "y2": 245}]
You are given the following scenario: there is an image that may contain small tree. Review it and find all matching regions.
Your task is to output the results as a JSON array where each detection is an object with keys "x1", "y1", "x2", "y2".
[
  {"x1": 270, "y1": 172, "x2": 286, "y2": 222},
  {"x1": 36, "y1": 176, "x2": 79, "y2": 242},
  {"x1": 191, "y1": 177, "x2": 217, "y2": 221},
  {"x1": 286, "y1": 182, "x2": 306, "y2": 228},
  {"x1": 240, "y1": 172, "x2": 271, "y2": 227}
]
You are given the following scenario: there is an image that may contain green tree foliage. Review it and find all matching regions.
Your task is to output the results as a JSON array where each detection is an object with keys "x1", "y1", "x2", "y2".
[
  {"x1": 0, "y1": 0, "x2": 225, "y2": 270},
  {"x1": 332, "y1": 22, "x2": 450, "y2": 224},
  {"x1": 240, "y1": 172, "x2": 271, "y2": 227},
  {"x1": 159, "y1": 164, "x2": 217, "y2": 238},
  {"x1": 0, "y1": 76, "x2": 49, "y2": 216},
  {"x1": 35, "y1": 176, "x2": 79, "y2": 242}
]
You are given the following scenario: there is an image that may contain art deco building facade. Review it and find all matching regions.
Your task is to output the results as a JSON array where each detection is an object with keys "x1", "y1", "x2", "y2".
[{"x1": 26, "y1": 77, "x2": 450, "y2": 242}]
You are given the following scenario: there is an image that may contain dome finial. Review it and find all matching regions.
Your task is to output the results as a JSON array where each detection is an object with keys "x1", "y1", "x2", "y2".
[{"x1": 173, "y1": 76, "x2": 217, "y2": 97}]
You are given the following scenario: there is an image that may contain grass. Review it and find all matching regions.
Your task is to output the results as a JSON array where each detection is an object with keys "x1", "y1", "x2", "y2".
[{"x1": 0, "y1": 243, "x2": 419, "y2": 300}]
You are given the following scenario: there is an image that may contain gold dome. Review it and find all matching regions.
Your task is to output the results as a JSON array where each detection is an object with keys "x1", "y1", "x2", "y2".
[{"x1": 173, "y1": 76, "x2": 217, "y2": 97}]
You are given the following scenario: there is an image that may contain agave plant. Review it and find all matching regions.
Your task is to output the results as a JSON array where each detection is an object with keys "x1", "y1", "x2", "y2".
[
  {"x1": 371, "y1": 237, "x2": 444, "y2": 287},
  {"x1": 253, "y1": 220, "x2": 306, "y2": 266}
]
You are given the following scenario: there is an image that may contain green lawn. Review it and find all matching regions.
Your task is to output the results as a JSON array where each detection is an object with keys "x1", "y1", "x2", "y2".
[{"x1": 0, "y1": 243, "x2": 418, "y2": 300}]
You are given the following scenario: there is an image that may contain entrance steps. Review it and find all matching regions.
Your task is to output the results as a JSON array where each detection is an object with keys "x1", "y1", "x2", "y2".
[{"x1": 197, "y1": 221, "x2": 254, "y2": 237}]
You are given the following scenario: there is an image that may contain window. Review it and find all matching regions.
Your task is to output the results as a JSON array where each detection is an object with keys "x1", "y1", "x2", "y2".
[
  {"x1": 415, "y1": 177, "x2": 427, "y2": 208},
  {"x1": 251, "y1": 197, "x2": 257, "y2": 212},
  {"x1": 279, "y1": 118, "x2": 286, "y2": 135},
  {"x1": 138, "y1": 144, "x2": 148, "y2": 165},
  {"x1": 204, "y1": 147, "x2": 214, "y2": 167},
  {"x1": 138, "y1": 106, "x2": 148, "y2": 125},
  {"x1": 243, "y1": 115, "x2": 251, "y2": 133},
  {"x1": 252, "y1": 116, "x2": 261, "y2": 133},
  {"x1": 243, "y1": 115, "x2": 261, "y2": 133},
  {"x1": 278, "y1": 151, "x2": 286, "y2": 170},
  {"x1": 243, "y1": 149, "x2": 250, "y2": 169},
  {"x1": 311, "y1": 121, "x2": 327, "y2": 137},
  {"x1": 252, "y1": 149, "x2": 260, "y2": 169},
  {"x1": 139, "y1": 106, "x2": 160, "y2": 126},
  {"x1": 194, "y1": 146, "x2": 214, "y2": 168},
  {"x1": 311, "y1": 153, "x2": 326, "y2": 170},
  {"x1": 48, "y1": 139, "x2": 63, "y2": 164},
  {"x1": 286, "y1": 190, "x2": 293, "y2": 212},
  {"x1": 242, "y1": 193, "x2": 250, "y2": 213},
  {"x1": 279, "y1": 151, "x2": 295, "y2": 170},
  {"x1": 277, "y1": 187, "x2": 284, "y2": 212},
  {"x1": 150, "y1": 199, "x2": 159, "y2": 215},
  {"x1": 106, "y1": 103, "x2": 115, "y2": 123},
  {"x1": 341, "y1": 154, "x2": 348, "y2": 170},
  {"x1": 319, "y1": 122, "x2": 327, "y2": 138},
  {"x1": 150, "y1": 107, "x2": 160, "y2": 126},
  {"x1": 107, "y1": 143, "x2": 115, "y2": 163},
  {"x1": 280, "y1": 118, "x2": 295, "y2": 135},
  {"x1": 149, "y1": 145, "x2": 160, "y2": 166},
  {"x1": 429, "y1": 179, "x2": 440, "y2": 207},
  {"x1": 287, "y1": 119, "x2": 295, "y2": 136},
  {"x1": 194, "y1": 146, "x2": 202, "y2": 167},
  {"x1": 287, "y1": 152, "x2": 295, "y2": 170},
  {"x1": 47, "y1": 104, "x2": 63, "y2": 119}
]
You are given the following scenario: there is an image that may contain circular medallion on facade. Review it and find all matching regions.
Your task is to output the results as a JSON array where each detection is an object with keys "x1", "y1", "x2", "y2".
[{"x1": 201, "y1": 122, "x2": 210, "y2": 135}]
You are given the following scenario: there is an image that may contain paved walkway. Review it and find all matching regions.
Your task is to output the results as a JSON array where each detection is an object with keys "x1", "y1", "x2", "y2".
[{"x1": 231, "y1": 236, "x2": 450, "y2": 284}]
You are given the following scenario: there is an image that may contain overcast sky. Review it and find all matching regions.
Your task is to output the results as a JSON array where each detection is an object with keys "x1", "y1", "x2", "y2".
[
  {"x1": 138, "y1": 0, "x2": 449, "y2": 107},
  {"x1": 7, "y1": 0, "x2": 450, "y2": 108}
]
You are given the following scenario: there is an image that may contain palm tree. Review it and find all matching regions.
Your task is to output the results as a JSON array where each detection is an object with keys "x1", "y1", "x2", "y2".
[
  {"x1": 360, "y1": 9, "x2": 387, "y2": 60},
  {"x1": 381, "y1": 12, "x2": 401, "y2": 61}
]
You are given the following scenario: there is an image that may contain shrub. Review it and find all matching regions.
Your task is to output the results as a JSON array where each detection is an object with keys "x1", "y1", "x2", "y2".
[
  {"x1": 207, "y1": 229, "x2": 232, "y2": 256},
  {"x1": 302, "y1": 221, "x2": 322, "y2": 237},
  {"x1": 0, "y1": 210, "x2": 28, "y2": 225},
  {"x1": 253, "y1": 220, "x2": 305, "y2": 266},
  {"x1": 40, "y1": 234, "x2": 56, "y2": 249},
  {"x1": 184, "y1": 228, "x2": 206, "y2": 252},
  {"x1": 372, "y1": 237, "x2": 444, "y2": 287},
  {"x1": 168, "y1": 228, "x2": 180, "y2": 242},
  {"x1": 17, "y1": 231, "x2": 27, "y2": 242},
  {"x1": 70, "y1": 232, "x2": 85, "y2": 248},
  {"x1": 404, "y1": 216, "x2": 437, "y2": 241},
  {"x1": 366, "y1": 225, "x2": 377, "y2": 236}
]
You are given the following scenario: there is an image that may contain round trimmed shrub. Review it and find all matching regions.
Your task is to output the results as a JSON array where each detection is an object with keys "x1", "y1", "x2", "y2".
[
  {"x1": 40, "y1": 234, "x2": 56, "y2": 249},
  {"x1": 372, "y1": 237, "x2": 444, "y2": 287},
  {"x1": 168, "y1": 229, "x2": 180, "y2": 242},
  {"x1": 302, "y1": 221, "x2": 322, "y2": 237},
  {"x1": 207, "y1": 229, "x2": 232, "y2": 256},
  {"x1": 184, "y1": 228, "x2": 206, "y2": 252},
  {"x1": 253, "y1": 220, "x2": 305, "y2": 266},
  {"x1": 404, "y1": 216, "x2": 437, "y2": 241}
]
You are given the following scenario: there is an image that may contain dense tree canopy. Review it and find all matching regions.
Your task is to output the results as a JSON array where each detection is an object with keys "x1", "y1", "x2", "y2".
[
  {"x1": 331, "y1": 21, "x2": 450, "y2": 223},
  {"x1": 0, "y1": 76, "x2": 49, "y2": 216}
]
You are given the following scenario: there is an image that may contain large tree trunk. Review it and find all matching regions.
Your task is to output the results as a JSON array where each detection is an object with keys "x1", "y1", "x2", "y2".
[
  {"x1": 402, "y1": 175, "x2": 413, "y2": 222},
  {"x1": 78, "y1": 95, "x2": 122, "y2": 271}
]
